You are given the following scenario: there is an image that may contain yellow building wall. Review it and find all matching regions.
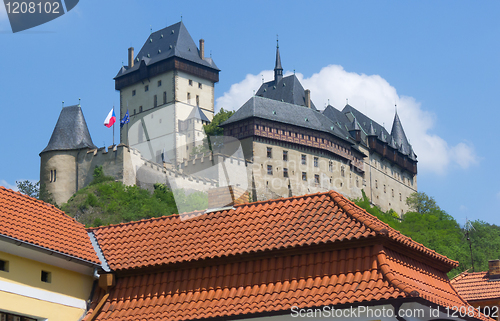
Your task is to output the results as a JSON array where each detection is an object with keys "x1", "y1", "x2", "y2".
[{"x1": 0, "y1": 251, "x2": 94, "y2": 320}]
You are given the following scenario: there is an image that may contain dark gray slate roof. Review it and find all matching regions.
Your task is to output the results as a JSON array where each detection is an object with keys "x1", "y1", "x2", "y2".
[
  {"x1": 115, "y1": 21, "x2": 218, "y2": 79},
  {"x1": 390, "y1": 112, "x2": 411, "y2": 155},
  {"x1": 221, "y1": 96, "x2": 351, "y2": 143},
  {"x1": 41, "y1": 105, "x2": 96, "y2": 154},
  {"x1": 255, "y1": 75, "x2": 317, "y2": 110},
  {"x1": 187, "y1": 105, "x2": 210, "y2": 122}
]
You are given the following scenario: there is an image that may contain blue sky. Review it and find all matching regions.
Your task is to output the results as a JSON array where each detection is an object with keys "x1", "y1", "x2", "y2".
[{"x1": 1, "y1": 1, "x2": 499, "y2": 225}]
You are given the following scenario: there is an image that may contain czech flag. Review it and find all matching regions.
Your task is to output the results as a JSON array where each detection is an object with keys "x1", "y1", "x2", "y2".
[{"x1": 104, "y1": 109, "x2": 116, "y2": 128}]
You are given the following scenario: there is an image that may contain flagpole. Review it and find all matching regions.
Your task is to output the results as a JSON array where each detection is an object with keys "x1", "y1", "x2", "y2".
[{"x1": 113, "y1": 106, "x2": 115, "y2": 146}]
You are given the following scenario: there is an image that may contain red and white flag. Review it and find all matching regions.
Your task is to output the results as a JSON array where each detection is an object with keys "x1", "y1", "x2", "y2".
[{"x1": 104, "y1": 109, "x2": 116, "y2": 128}]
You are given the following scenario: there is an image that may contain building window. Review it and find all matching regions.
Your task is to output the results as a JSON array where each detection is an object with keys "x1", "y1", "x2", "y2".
[
  {"x1": 133, "y1": 109, "x2": 136, "y2": 115},
  {"x1": 283, "y1": 168, "x2": 288, "y2": 178},
  {"x1": 198, "y1": 82, "x2": 202, "y2": 89},
  {"x1": 314, "y1": 157, "x2": 319, "y2": 167},
  {"x1": 341, "y1": 166, "x2": 345, "y2": 177},
  {"x1": 301, "y1": 154, "x2": 306, "y2": 165},
  {"x1": 314, "y1": 174, "x2": 320, "y2": 185},
  {"x1": 50, "y1": 169, "x2": 57, "y2": 183},
  {"x1": 132, "y1": 90, "x2": 136, "y2": 96},
  {"x1": 283, "y1": 150, "x2": 288, "y2": 161},
  {"x1": 375, "y1": 180, "x2": 378, "y2": 189},
  {"x1": 163, "y1": 91, "x2": 167, "y2": 104},
  {"x1": 267, "y1": 147, "x2": 272, "y2": 159},
  {"x1": 196, "y1": 95, "x2": 200, "y2": 106},
  {"x1": 384, "y1": 185, "x2": 386, "y2": 193},
  {"x1": 356, "y1": 178, "x2": 359, "y2": 188},
  {"x1": 328, "y1": 161, "x2": 333, "y2": 172},
  {"x1": 139, "y1": 106, "x2": 143, "y2": 113},
  {"x1": 158, "y1": 80, "x2": 162, "y2": 87},
  {"x1": 189, "y1": 79, "x2": 193, "y2": 86},
  {"x1": 0, "y1": 259, "x2": 8, "y2": 272},
  {"x1": 154, "y1": 95, "x2": 157, "y2": 107},
  {"x1": 400, "y1": 193, "x2": 402, "y2": 201},
  {"x1": 145, "y1": 85, "x2": 149, "y2": 92},
  {"x1": 392, "y1": 189, "x2": 394, "y2": 198},
  {"x1": 187, "y1": 93, "x2": 191, "y2": 104},
  {"x1": 267, "y1": 165, "x2": 273, "y2": 175},
  {"x1": 302, "y1": 172, "x2": 307, "y2": 181},
  {"x1": 41, "y1": 270, "x2": 51, "y2": 283}
]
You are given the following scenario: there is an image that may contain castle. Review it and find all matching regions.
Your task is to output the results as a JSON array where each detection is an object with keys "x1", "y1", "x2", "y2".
[{"x1": 40, "y1": 21, "x2": 417, "y2": 214}]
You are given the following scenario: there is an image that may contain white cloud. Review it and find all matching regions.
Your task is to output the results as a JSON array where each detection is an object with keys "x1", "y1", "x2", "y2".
[
  {"x1": 216, "y1": 64, "x2": 479, "y2": 175},
  {"x1": 0, "y1": 180, "x2": 18, "y2": 191}
]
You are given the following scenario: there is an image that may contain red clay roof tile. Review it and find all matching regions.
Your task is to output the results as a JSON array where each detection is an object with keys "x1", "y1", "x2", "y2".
[
  {"x1": 84, "y1": 190, "x2": 490, "y2": 321},
  {"x1": 451, "y1": 271, "x2": 500, "y2": 302},
  {"x1": 0, "y1": 186, "x2": 99, "y2": 265},
  {"x1": 89, "y1": 191, "x2": 455, "y2": 272}
]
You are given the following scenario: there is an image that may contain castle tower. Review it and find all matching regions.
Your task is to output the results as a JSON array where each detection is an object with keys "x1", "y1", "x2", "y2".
[
  {"x1": 114, "y1": 21, "x2": 219, "y2": 166},
  {"x1": 39, "y1": 105, "x2": 96, "y2": 206}
]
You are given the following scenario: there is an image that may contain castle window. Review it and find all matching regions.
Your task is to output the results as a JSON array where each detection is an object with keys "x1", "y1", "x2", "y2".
[
  {"x1": 302, "y1": 172, "x2": 307, "y2": 181},
  {"x1": 375, "y1": 180, "x2": 378, "y2": 189},
  {"x1": 133, "y1": 109, "x2": 136, "y2": 115},
  {"x1": 392, "y1": 189, "x2": 394, "y2": 198},
  {"x1": 0, "y1": 259, "x2": 8, "y2": 272},
  {"x1": 139, "y1": 106, "x2": 143, "y2": 113},
  {"x1": 283, "y1": 168, "x2": 289, "y2": 178},
  {"x1": 283, "y1": 150, "x2": 288, "y2": 162},
  {"x1": 187, "y1": 93, "x2": 191, "y2": 104},
  {"x1": 158, "y1": 80, "x2": 162, "y2": 87},
  {"x1": 163, "y1": 91, "x2": 167, "y2": 104},
  {"x1": 198, "y1": 83, "x2": 202, "y2": 89},
  {"x1": 196, "y1": 95, "x2": 199, "y2": 106},
  {"x1": 400, "y1": 193, "x2": 402, "y2": 201},
  {"x1": 341, "y1": 166, "x2": 345, "y2": 177},
  {"x1": 267, "y1": 147, "x2": 272, "y2": 159},
  {"x1": 132, "y1": 90, "x2": 136, "y2": 96},
  {"x1": 154, "y1": 95, "x2": 157, "y2": 107},
  {"x1": 356, "y1": 178, "x2": 359, "y2": 188},
  {"x1": 145, "y1": 85, "x2": 149, "y2": 92},
  {"x1": 314, "y1": 174, "x2": 320, "y2": 186},
  {"x1": 189, "y1": 79, "x2": 193, "y2": 86},
  {"x1": 41, "y1": 270, "x2": 51, "y2": 283},
  {"x1": 301, "y1": 155, "x2": 306, "y2": 165},
  {"x1": 314, "y1": 157, "x2": 319, "y2": 167},
  {"x1": 328, "y1": 161, "x2": 333, "y2": 172},
  {"x1": 267, "y1": 165, "x2": 273, "y2": 175},
  {"x1": 384, "y1": 185, "x2": 386, "y2": 193},
  {"x1": 50, "y1": 170, "x2": 57, "y2": 183}
]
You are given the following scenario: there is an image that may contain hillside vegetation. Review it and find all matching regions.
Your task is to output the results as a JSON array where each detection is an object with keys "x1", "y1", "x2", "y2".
[
  {"x1": 60, "y1": 167, "x2": 207, "y2": 227},
  {"x1": 353, "y1": 191, "x2": 500, "y2": 277}
]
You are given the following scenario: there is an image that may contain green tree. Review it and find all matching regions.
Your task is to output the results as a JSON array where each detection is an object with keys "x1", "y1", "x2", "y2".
[
  {"x1": 406, "y1": 192, "x2": 439, "y2": 214},
  {"x1": 203, "y1": 108, "x2": 235, "y2": 151},
  {"x1": 16, "y1": 180, "x2": 39, "y2": 198}
]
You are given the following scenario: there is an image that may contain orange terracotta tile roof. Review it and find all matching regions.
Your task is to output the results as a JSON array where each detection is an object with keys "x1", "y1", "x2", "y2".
[
  {"x1": 451, "y1": 271, "x2": 500, "y2": 302},
  {"x1": 89, "y1": 191, "x2": 456, "y2": 271},
  {"x1": 0, "y1": 186, "x2": 100, "y2": 265},
  {"x1": 84, "y1": 191, "x2": 488, "y2": 321},
  {"x1": 87, "y1": 245, "x2": 485, "y2": 321}
]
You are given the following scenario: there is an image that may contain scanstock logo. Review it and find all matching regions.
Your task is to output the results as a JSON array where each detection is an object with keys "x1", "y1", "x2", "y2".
[{"x1": 3, "y1": 0, "x2": 79, "y2": 33}]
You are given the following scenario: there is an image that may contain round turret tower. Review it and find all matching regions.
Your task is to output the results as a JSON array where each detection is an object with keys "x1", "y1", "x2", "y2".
[{"x1": 40, "y1": 105, "x2": 96, "y2": 205}]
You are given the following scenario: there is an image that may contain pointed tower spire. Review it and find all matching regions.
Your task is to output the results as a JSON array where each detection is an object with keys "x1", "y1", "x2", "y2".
[
  {"x1": 368, "y1": 122, "x2": 376, "y2": 136},
  {"x1": 274, "y1": 36, "x2": 283, "y2": 85},
  {"x1": 390, "y1": 111, "x2": 410, "y2": 153}
]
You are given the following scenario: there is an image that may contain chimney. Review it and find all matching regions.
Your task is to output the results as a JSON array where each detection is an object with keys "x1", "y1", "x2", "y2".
[
  {"x1": 128, "y1": 47, "x2": 134, "y2": 68},
  {"x1": 207, "y1": 185, "x2": 249, "y2": 210},
  {"x1": 199, "y1": 39, "x2": 205, "y2": 60},
  {"x1": 305, "y1": 89, "x2": 311, "y2": 108},
  {"x1": 489, "y1": 260, "x2": 500, "y2": 279}
]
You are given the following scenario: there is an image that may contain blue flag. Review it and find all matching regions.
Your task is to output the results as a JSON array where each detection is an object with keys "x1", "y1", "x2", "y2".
[{"x1": 120, "y1": 110, "x2": 130, "y2": 127}]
